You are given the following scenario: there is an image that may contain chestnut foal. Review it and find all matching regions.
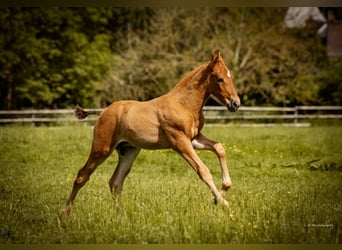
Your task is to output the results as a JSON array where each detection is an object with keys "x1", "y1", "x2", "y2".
[{"x1": 61, "y1": 50, "x2": 240, "y2": 217}]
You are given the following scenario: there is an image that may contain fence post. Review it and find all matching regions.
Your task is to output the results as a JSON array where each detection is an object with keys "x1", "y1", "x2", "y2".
[
  {"x1": 31, "y1": 113, "x2": 35, "y2": 127},
  {"x1": 294, "y1": 106, "x2": 298, "y2": 124}
]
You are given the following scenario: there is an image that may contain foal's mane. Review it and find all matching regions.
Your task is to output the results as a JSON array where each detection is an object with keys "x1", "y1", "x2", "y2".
[{"x1": 171, "y1": 62, "x2": 210, "y2": 91}]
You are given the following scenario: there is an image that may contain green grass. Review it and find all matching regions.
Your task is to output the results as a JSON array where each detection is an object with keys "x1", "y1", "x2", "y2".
[{"x1": 0, "y1": 124, "x2": 341, "y2": 243}]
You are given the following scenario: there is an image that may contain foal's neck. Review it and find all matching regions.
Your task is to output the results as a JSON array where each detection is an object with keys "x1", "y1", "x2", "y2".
[{"x1": 167, "y1": 63, "x2": 211, "y2": 114}]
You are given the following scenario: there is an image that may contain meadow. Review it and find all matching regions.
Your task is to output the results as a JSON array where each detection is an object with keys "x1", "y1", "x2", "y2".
[{"x1": 0, "y1": 124, "x2": 341, "y2": 244}]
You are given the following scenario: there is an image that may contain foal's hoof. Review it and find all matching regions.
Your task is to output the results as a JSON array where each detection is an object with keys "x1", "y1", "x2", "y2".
[
  {"x1": 214, "y1": 198, "x2": 229, "y2": 208},
  {"x1": 222, "y1": 200, "x2": 230, "y2": 208},
  {"x1": 59, "y1": 206, "x2": 71, "y2": 220}
]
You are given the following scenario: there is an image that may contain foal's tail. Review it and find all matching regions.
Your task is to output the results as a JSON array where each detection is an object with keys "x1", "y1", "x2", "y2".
[{"x1": 75, "y1": 105, "x2": 103, "y2": 119}]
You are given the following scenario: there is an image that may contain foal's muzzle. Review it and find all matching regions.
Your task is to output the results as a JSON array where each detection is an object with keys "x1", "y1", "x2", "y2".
[{"x1": 226, "y1": 97, "x2": 240, "y2": 112}]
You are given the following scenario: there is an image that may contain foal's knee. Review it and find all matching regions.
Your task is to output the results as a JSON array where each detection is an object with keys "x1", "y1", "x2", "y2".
[{"x1": 213, "y1": 142, "x2": 226, "y2": 158}]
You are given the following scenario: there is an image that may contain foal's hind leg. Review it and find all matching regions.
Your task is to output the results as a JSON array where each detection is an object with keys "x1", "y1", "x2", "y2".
[
  {"x1": 60, "y1": 150, "x2": 111, "y2": 218},
  {"x1": 109, "y1": 144, "x2": 140, "y2": 199}
]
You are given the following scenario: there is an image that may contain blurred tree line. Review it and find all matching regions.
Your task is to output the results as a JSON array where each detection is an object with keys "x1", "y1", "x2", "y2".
[{"x1": 1, "y1": 7, "x2": 341, "y2": 109}]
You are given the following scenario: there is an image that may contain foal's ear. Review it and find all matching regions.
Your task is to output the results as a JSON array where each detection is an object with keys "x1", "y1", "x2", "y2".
[{"x1": 210, "y1": 50, "x2": 220, "y2": 63}]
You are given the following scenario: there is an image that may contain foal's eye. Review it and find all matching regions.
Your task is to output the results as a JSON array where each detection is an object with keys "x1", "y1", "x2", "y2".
[{"x1": 216, "y1": 77, "x2": 224, "y2": 83}]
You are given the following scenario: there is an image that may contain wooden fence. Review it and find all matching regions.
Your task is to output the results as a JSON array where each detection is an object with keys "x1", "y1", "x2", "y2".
[
  {"x1": 0, "y1": 106, "x2": 341, "y2": 125},
  {"x1": 203, "y1": 106, "x2": 342, "y2": 124}
]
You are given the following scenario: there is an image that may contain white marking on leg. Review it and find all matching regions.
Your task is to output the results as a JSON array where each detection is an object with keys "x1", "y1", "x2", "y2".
[{"x1": 192, "y1": 139, "x2": 208, "y2": 150}]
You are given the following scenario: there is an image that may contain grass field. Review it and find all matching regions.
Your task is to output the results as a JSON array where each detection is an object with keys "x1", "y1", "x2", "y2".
[{"x1": 0, "y1": 124, "x2": 341, "y2": 244}]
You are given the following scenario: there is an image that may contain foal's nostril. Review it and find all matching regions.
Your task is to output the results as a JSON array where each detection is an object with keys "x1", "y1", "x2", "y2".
[{"x1": 232, "y1": 99, "x2": 240, "y2": 109}]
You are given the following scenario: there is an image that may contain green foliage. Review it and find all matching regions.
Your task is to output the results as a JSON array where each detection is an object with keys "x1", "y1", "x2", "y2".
[
  {"x1": 0, "y1": 8, "x2": 112, "y2": 109},
  {"x1": 317, "y1": 59, "x2": 342, "y2": 105},
  {"x1": 1, "y1": 8, "x2": 342, "y2": 109},
  {"x1": 0, "y1": 125, "x2": 341, "y2": 243},
  {"x1": 103, "y1": 8, "x2": 342, "y2": 106}
]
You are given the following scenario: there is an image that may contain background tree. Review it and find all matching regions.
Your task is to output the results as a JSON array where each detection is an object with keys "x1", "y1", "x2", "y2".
[
  {"x1": 103, "y1": 8, "x2": 341, "y2": 107},
  {"x1": 1, "y1": 7, "x2": 341, "y2": 109},
  {"x1": 0, "y1": 8, "x2": 112, "y2": 109}
]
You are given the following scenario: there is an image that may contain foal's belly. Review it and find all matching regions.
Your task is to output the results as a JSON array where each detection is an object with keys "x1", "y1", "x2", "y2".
[{"x1": 122, "y1": 125, "x2": 172, "y2": 150}]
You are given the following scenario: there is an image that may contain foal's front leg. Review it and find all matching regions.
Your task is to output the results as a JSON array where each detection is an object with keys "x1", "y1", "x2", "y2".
[
  {"x1": 191, "y1": 133, "x2": 232, "y2": 197},
  {"x1": 175, "y1": 136, "x2": 229, "y2": 207}
]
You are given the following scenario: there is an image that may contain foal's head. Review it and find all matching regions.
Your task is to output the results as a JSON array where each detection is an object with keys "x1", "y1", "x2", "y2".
[{"x1": 208, "y1": 50, "x2": 240, "y2": 112}]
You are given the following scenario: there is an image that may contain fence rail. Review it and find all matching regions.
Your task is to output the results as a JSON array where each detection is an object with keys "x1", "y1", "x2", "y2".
[
  {"x1": 203, "y1": 106, "x2": 342, "y2": 123},
  {"x1": 0, "y1": 106, "x2": 342, "y2": 125}
]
